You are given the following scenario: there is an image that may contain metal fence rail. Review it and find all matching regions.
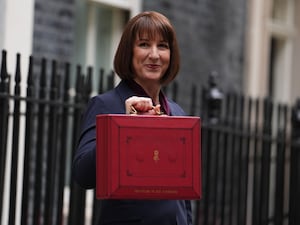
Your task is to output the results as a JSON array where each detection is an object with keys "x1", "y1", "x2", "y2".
[
  {"x1": 0, "y1": 50, "x2": 105, "y2": 225},
  {"x1": 197, "y1": 78, "x2": 300, "y2": 225},
  {"x1": 1, "y1": 50, "x2": 300, "y2": 225}
]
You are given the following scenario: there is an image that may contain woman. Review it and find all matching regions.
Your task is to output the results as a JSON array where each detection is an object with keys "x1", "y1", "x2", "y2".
[{"x1": 73, "y1": 11, "x2": 192, "y2": 225}]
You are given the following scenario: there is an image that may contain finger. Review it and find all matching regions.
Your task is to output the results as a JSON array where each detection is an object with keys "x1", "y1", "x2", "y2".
[
  {"x1": 134, "y1": 101, "x2": 153, "y2": 112},
  {"x1": 139, "y1": 108, "x2": 158, "y2": 115},
  {"x1": 152, "y1": 104, "x2": 164, "y2": 115},
  {"x1": 125, "y1": 96, "x2": 153, "y2": 114},
  {"x1": 125, "y1": 96, "x2": 139, "y2": 114},
  {"x1": 139, "y1": 105, "x2": 163, "y2": 116}
]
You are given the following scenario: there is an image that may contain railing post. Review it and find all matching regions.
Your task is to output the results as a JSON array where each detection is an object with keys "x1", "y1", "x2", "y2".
[
  {"x1": 33, "y1": 57, "x2": 48, "y2": 225},
  {"x1": 199, "y1": 72, "x2": 223, "y2": 225},
  {"x1": 107, "y1": 70, "x2": 115, "y2": 91},
  {"x1": 85, "y1": 66, "x2": 93, "y2": 101},
  {"x1": 289, "y1": 98, "x2": 300, "y2": 225},
  {"x1": 55, "y1": 62, "x2": 70, "y2": 225},
  {"x1": 21, "y1": 55, "x2": 34, "y2": 225},
  {"x1": 260, "y1": 98, "x2": 273, "y2": 225},
  {"x1": 68, "y1": 65, "x2": 87, "y2": 225},
  {"x1": 98, "y1": 68, "x2": 104, "y2": 94},
  {"x1": 44, "y1": 59, "x2": 59, "y2": 225},
  {"x1": 8, "y1": 53, "x2": 22, "y2": 225},
  {"x1": 0, "y1": 49, "x2": 10, "y2": 224}
]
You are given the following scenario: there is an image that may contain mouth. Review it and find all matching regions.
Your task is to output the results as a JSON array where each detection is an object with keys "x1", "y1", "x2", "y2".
[{"x1": 146, "y1": 64, "x2": 160, "y2": 70}]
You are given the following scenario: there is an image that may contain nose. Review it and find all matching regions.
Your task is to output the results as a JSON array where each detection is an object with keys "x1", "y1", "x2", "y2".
[{"x1": 149, "y1": 46, "x2": 159, "y2": 59}]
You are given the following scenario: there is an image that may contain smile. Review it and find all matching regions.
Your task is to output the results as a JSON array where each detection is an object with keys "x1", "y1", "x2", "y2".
[{"x1": 146, "y1": 64, "x2": 160, "y2": 69}]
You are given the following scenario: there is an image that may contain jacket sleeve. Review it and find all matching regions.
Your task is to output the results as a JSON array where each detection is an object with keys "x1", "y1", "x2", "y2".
[
  {"x1": 167, "y1": 99, "x2": 186, "y2": 116},
  {"x1": 72, "y1": 96, "x2": 109, "y2": 189}
]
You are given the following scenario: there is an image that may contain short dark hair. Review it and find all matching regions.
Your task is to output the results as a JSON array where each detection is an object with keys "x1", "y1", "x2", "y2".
[{"x1": 113, "y1": 11, "x2": 180, "y2": 85}]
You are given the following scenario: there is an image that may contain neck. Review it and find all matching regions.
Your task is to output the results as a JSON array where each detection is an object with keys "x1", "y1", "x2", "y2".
[{"x1": 134, "y1": 79, "x2": 161, "y2": 104}]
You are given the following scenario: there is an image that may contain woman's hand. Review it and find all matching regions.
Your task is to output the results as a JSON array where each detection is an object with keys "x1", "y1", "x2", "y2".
[{"x1": 125, "y1": 96, "x2": 163, "y2": 115}]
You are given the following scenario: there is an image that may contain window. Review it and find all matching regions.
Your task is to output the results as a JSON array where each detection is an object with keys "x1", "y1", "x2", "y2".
[
  {"x1": 267, "y1": 0, "x2": 296, "y2": 103},
  {"x1": 73, "y1": 0, "x2": 141, "y2": 92},
  {"x1": 272, "y1": 0, "x2": 288, "y2": 22},
  {"x1": 245, "y1": 0, "x2": 299, "y2": 104}
]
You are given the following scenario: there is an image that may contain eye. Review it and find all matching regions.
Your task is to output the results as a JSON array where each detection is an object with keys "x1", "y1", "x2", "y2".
[
  {"x1": 138, "y1": 42, "x2": 149, "y2": 48},
  {"x1": 158, "y1": 43, "x2": 169, "y2": 49}
]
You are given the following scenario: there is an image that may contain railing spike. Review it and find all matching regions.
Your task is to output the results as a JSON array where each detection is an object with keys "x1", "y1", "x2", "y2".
[
  {"x1": 64, "y1": 62, "x2": 70, "y2": 91},
  {"x1": 15, "y1": 53, "x2": 21, "y2": 84},
  {"x1": 27, "y1": 55, "x2": 34, "y2": 86},
  {"x1": 85, "y1": 66, "x2": 92, "y2": 98},
  {"x1": 51, "y1": 60, "x2": 57, "y2": 88},
  {"x1": 40, "y1": 58, "x2": 47, "y2": 88},
  {"x1": 75, "y1": 65, "x2": 82, "y2": 92},
  {"x1": 98, "y1": 68, "x2": 104, "y2": 94},
  {"x1": 0, "y1": 50, "x2": 8, "y2": 81}
]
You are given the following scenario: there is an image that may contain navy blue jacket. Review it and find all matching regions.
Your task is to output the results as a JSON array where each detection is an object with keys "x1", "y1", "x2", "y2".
[{"x1": 73, "y1": 80, "x2": 192, "y2": 225}]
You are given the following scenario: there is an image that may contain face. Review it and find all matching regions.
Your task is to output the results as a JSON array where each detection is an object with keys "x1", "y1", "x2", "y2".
[{"x1": 132, "y1": 34, "x2": 170, "y2": 86}]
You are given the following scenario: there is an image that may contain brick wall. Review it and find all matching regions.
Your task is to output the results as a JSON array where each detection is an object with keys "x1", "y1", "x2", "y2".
[
  {"x1": 32, "y1": 0, "x2": 75, "y2": 63},
  {"x1": 143, "y1": 0, "x2": 247, "y2": 114}
]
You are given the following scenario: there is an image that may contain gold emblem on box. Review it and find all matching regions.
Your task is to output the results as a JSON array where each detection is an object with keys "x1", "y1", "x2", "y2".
[{"x1": 153, "y1": 150, "x2": 160, "y2": 162}]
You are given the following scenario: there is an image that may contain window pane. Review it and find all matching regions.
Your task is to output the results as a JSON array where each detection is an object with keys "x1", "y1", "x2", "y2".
[
  {"x1": 268, "y1": 37, "x2": 285, "y2": 99},
  {"x1": 272, "y1": 0, "x2": 288, "y2": 22}
]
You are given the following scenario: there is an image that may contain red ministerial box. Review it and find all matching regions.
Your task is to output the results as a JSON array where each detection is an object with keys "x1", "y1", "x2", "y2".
[{"x1": 96, "y1": 114, "x2": 202, "y2": 200}]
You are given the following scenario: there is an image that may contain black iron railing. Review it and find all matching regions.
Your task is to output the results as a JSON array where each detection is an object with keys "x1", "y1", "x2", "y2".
[{"x1": 1, "y1": 49, "x2": 300, "y2": 225}]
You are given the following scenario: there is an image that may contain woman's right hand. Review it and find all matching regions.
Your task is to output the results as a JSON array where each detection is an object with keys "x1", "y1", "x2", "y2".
[{"x1": 125, "y1": 96, "x2": 162, "y2": 115}]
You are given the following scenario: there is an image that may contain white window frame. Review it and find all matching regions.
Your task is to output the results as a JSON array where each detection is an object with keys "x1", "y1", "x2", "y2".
[
  {"x1": 89, "y1": 0, "x2": 141, "y2": 17},
  {"x1": 81, "y1": 0, "x2": 141, "y2": 92},
  {"x1": 244, "y1": 0, "x2": 299, "y2": 104},
  {"x1": 86, "y1": 0, "x2": 142, "y2": 67}
]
